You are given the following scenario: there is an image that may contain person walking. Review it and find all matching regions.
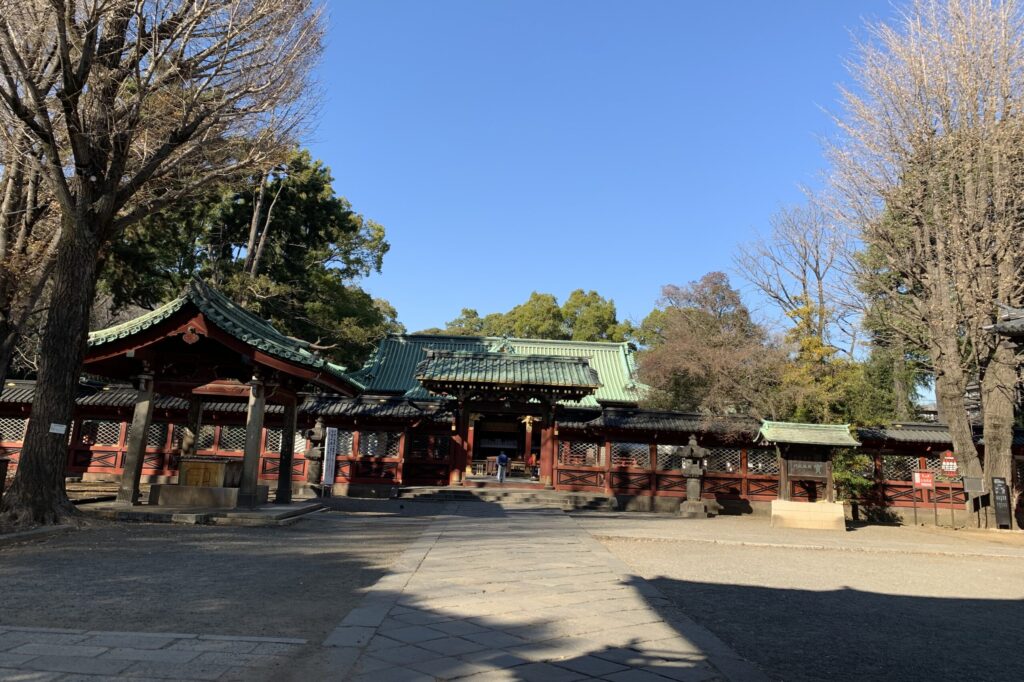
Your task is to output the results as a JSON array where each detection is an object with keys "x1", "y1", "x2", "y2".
[{"x1": 496, "y1": 451, "x2": 509, "y2": 484}]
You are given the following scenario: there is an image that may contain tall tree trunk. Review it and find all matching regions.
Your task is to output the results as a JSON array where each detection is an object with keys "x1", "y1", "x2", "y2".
[
  {"x1": 0, "y1": 221, "x2": 100, "y2": 526},
  {"x1": 891, "y1": 342, "x2": 912, "y2": 421},
  {"x1": 981, "y1": 339, "x2": 1016, "y2": 487},
  {"x1": 933, "y1": 348, "x2": 983, "y2": 479}
]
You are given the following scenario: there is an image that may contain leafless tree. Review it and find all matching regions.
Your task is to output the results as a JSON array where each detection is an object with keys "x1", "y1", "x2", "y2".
[
  {"x1": 829, "y1": 0, "x2": 1024, "y2": 486},
  {"x1": 734, "y1": 195, "x2": 859, "y2": 357},
  {"x1": 0, "y1": 0, "x2": 324, "y2": 525}
]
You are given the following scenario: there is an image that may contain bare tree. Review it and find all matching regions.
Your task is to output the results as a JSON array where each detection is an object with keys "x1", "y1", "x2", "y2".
[
  {"x1": 0, "y1": 0, "x2": 324, "y2": 525},
  {"x1": 0, "y1": 137, "x2": 60, "y2": 386},
  {"x1": 734, "y1": 196, "x2": 858, "y2": 357},
  {"x1": 829, "y1": 0, "x2": 1024, "y2": 485}
]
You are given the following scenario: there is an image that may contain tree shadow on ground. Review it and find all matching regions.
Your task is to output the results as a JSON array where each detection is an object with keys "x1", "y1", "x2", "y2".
[{"x1": 633, "y1": 574, "x2": 1024, "y2": 682}]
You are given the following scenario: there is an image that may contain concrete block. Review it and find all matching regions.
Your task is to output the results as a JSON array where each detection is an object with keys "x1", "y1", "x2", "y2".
[
  {"x1": 770, "y1": 500, "x2": 847, "y2": 530},
  {"x1": 148, "y1": 484, "x2": 268, "y2": 508}
]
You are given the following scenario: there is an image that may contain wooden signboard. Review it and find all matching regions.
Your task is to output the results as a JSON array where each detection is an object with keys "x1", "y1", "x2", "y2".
[
  {"x1": 787, "y1": 459, "x2": 829, "y2": 480},
  {"x1": 992, "y1": 477, "x2": 1013, "y2": 530}
]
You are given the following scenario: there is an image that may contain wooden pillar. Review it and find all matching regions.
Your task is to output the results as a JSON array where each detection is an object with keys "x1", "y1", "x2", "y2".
[
  {"x1": 450, "y1": 407, "x2": 467, "y2": 485},
  {"x1": 604, "y1": 437, "x2": 613, "y2": 494},
  {"x1": 523, "y1": 416, "x2": 534, "y2": 463},
  {"x1": 778, "y1": 446, "x2": 790, "y2": 501},
  {"x1": 825, "y1": 458, "x2": 835, "y2": 503},
  {"x1": 465, "y1": 417, "x2": 476, "y2": 482},
  {"x1": 238, "y1": 376, "x2": 265, "y2": 507},
  {"x1": 540, "y1": 423, "x2": 555, "y2": 489},
  {"x1": 275, "y1": 397, "x2": 297, "y2": 504},
  {"x1": 649, "y1": 443, "x2": 658, "y2": 496},
  {"x1": 116, "y1": 373, "x2": 155, "y2": 506}
]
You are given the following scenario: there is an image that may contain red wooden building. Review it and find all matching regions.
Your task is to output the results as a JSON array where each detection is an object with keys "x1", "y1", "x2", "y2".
[{"x1": 3, "y1": 283, "x2": 1018, "y2": 519}]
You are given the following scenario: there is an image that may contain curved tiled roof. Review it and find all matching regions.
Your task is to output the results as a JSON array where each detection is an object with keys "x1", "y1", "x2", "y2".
[
  {"x1": 415, "y1": 350, "x2": 601, "y2": 390},
  {"x1": 87, "y1": 280, "x2": 348, "y2": 382},
  {"x1": 758, "y1": 421, "x2": 861, "y2": 447},
  {"x1": 348, "y1": 334, "x2": 645, "y2": 406}
]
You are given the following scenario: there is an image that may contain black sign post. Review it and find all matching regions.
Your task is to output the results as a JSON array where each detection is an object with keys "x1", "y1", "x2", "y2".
[{"x1": 991, "y1": 477, "x2": 1013, "y2": 530}]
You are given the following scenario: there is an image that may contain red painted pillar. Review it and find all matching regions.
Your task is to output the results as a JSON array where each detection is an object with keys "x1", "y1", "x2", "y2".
[{"x1": 540, "y1": 424, "x2": 555, "y2": 489}]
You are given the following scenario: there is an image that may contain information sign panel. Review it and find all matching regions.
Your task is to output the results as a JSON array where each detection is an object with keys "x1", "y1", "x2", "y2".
[
  {"x1": 941, "y1": 452, "x2": 958, "y2": 474},
  {"x1": 992, "y1": 477, "x2": 1013, "y2": 529},
  {"x1": 912, "y1": 470, "x2": 935, "y2": 489},
  {"x1": 962, "y1": 477, "x2": 984, "y2": 495}
]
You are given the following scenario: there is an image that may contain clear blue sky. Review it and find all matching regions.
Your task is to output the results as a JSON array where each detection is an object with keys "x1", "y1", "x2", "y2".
[{"x1": 307, "y1": 0, "x2": 896, "y2": 334}]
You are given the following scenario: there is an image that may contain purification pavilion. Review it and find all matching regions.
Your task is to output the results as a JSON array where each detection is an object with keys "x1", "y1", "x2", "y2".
[{"x1": 0, "y1": 282, "x2": 1008, "y2": 516}]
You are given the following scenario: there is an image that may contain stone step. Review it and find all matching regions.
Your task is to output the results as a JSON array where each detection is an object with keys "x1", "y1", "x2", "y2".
[{"x1": 396, "y1": 487, "x2": 617, "y2": 510}]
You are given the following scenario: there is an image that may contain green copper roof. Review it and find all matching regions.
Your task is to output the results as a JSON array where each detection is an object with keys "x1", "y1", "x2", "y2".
[
  {"x1": 758, "y1": 421, "x2": 861, "y2": 447},
  {"x1": 87, "y1": 280, "x2": 347, "y2": 381},
  {"x1": 415, "y1": 350, "x2": 601, "y2": 391},
  {"x1": 348, "y1": 334, "x2": 645, "y2": 407}
]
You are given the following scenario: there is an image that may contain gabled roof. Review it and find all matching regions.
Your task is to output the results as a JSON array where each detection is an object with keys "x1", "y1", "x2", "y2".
[
  {"x1": 758, "y1": 421, "x2": 861, "y2": 447},
  {"x1": 348, "y1": 334, "x2": 645, "y2": 406},
  {"x1": 857, "y1": 422, "x2": 955, "y2": 445},
  {"x1": 556, "y1": 407, "x2": 760, "y2": 437},
  {"x1": 415, "y1": 350, "x2": 601, "y2": 391},
  {"x1": 87, "y1": 280, "x2": 348, "y2": 383}
]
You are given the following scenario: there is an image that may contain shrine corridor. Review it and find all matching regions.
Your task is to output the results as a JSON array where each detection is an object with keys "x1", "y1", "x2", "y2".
[{"x1": 316, "y1": 503, "x2": 764, "y2": 681}]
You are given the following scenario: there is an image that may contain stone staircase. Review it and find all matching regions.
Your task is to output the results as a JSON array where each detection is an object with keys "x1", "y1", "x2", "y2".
[{"x1": 396, "y1": 486, "x2": 618, "y2": 511}]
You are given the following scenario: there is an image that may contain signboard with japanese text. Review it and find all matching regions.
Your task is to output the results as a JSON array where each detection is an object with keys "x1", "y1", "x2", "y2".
[
  {"x1": 941, "y1": 452, "x2": 958, "y2": 475},
  {"x1": 912, "y1": 470, "x2": 935, "y2": 489},
  {"x1": 992, "y1": 477, "x2": 1012, "y2": 529}
]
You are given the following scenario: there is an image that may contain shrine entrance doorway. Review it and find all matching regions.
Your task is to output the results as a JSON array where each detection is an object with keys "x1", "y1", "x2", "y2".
[{"x1": 471, "y1": 416, "x2": 540, "y2": 482}]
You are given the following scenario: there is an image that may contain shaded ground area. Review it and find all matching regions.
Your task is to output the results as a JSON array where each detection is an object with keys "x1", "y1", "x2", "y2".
[
  {"x1": 0, "y1": 507, "x2": 435, "y2": 641},
  {"x1": 595, "y1": 514, "x2": 1024, "y2": 682}
]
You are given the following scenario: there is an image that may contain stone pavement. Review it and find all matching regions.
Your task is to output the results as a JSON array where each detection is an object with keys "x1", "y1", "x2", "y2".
[
  {"x1": 322, "y1": 503, "x2": 766, "y2": 681},
  {"x1": 0, "y1": 627, "x2": 306, "y2": 681}
]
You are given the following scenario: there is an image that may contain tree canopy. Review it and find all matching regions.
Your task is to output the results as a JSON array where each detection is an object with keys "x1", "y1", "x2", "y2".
[{"x1": 98, "y1": 149, "x2": 401, "y2": 369}]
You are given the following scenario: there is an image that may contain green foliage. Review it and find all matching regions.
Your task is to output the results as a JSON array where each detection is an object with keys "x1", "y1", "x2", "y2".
[
  {"x1": 99, "y1": 148, "x2": 400, "y2": 368},
  {"x1": 637, "y1": 272, "x2": 789, "y2": 418},
  {"x1": 435, "y1": 290, "x2": 629, "y2": 341},
  {"x1": 830, "y1": 449, "x2": 875, "y2": 501}
]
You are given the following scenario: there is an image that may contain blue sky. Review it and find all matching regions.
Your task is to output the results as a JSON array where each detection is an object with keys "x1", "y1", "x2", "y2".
[{"x1": 308, "y1": 0, "x2": 896, "y2": 333}]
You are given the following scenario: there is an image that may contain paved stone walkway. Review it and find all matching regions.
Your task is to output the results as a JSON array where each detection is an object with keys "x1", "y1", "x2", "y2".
[
  {"x1": 0, "y1": 627, "x2": 306, "y2": 680},
  {"x1": 323, "y1": 504, "x2": 765, "y2": 681}
]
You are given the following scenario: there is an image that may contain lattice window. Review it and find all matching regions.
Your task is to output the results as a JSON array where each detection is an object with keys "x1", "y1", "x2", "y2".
[
  {"x1": 79, "y1": 420, "x2": 122, "y2": 445},
  {"x1": 358, "y1": 431, "x2": 401, "y2": 458},
  {"x1": 126, "y1": 422, "x2": 169, "y2": 448},
  {"x1": 882, "y1": 455, "x2": 917, "y2": 481},
  {"x1": 611, "y1": 442, "x2": 650, "y2": 468},
  {"x1": 218, "y1": 426, "x2": 247, "y2": 451},
  {"x1": 746, "y1": 448, "x2": 779, "y2": 475},
  {"x1": 656, "y1": 444, "x2": 683, "y2": 471},
  {"x1": 0, "y1": 417, "x2": 27, "y2": 442},
  {"x1": 335, "y1": 430, "x2": 354, "y2": 457},
  {"x1": 146, "y1": 423, "x2": 168, "y2": 448},
  {"x1": 924, "y1": 456, "x2": 942, "y2": 473},
  {"x1": 265, "y1": 428, "x2": 283, "y2": 453},
  {"x1": 197, "y1": 425, "x2": 215, "y2": 450},
  {"x1": 706, "y1": 447, "x2": 741, "y2": 473},
  {"x1": 560, "y1": 441, "x2": 604, "y2": 467}
]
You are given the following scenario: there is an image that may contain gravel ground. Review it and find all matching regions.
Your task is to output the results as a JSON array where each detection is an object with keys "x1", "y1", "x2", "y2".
[
  {"x1": 0, "y1": 508, "x2": 434, "y2": 642},
  {"x1": 594, "y1": 516, "x2": 1024, "y2": 682}
]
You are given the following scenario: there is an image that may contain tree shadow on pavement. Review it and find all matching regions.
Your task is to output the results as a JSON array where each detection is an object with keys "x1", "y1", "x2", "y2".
[{"x1": 635, "y1": 574, "x2": 1024, "y2": 682}]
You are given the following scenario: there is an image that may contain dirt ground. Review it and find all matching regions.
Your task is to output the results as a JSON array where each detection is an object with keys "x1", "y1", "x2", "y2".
[
  {"x1": 0, "y1": 508, "x2": 435, "y2": 641},
  {"x1": 592, "y1": 515, "x2": 1024, "y2": 682}
]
